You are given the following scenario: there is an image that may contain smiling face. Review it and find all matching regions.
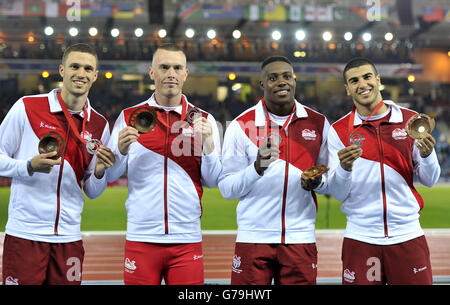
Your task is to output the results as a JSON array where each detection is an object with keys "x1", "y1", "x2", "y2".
[
  {"x1": 149, "y1": 48, "x2": 188, "y2": 106},
  {"x1": 344, "y1": 64, "x2": 383, "y2": 114},
  {"x1": 260, "y1": 61, "x2": 296, "y2": 115},
  {"x1": 59, "y1": 51, "x2": 98, "y2": 100}
]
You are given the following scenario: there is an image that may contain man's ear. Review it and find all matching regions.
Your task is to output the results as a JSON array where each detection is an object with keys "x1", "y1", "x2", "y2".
[
  {"x1": 93, "y1": 70, "x2": 98, "y2": 83},
  {"x1": 148, "y1": 66, "x2": 154, "y2": 80},
  {"x1": 59, "y1": 64, "x2": 64, "y2": 78},
  {"x1": 259, "y1": 80, "x2": 264, "y2": 90},
  {"x1": 344, "y1": 84, "x2": 350, "y2": 96}
]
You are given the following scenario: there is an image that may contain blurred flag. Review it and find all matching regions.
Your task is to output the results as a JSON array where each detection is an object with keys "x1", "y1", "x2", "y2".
[
  {"x1": 287, "y1": 5, "x2": 303, "y2": 21},
  {"x1": 179, "y1": 3, "x2": 201, "y2": 20},
  {"x1": 25, "y1": 2, "x2": 45, "y2": 17},
  {"x1": 422, "y1": 7, "x2": 444, "y2": 22},
  {"x1": 113, "y1": 3, "x2": 134, "y2": 19},
  {"x1": 445, "y1": 8, "x2": 450, "y2": 21},
  {"x1": 45, "y1": 1, "x2": 58, "y2": 17},
  {"x1": 90, "y1": 3, "x2": 112, "y2": 18},
  {"x1": 2, "y1": 1, "x2": 24, "y2": 16},
  {"x1": 244, "y1": 4, "x2": 263, "y2": 21},
  {"x1": 305, "y1": 5, "x2": 332, "y2": 21},
  {"x1": 264, "y1": 5, "x2": 286, "y2": 21}
]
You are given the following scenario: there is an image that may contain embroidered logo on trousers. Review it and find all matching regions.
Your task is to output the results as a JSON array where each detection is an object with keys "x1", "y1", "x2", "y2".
[
  {"x1": 4, "y1": 276, "x2": 19, "y2": 285},
  {"x1": 343, "y1": 269, "x2": 356, "y2": 283},
  {"x1": 124, "y1": 257, "x2": 137, "y2": 273},
  {"x1": 232, "y1": 254, "x2": 243, "y2": 274}
]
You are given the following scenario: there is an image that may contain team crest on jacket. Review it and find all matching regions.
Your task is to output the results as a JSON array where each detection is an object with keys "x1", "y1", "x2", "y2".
[
  {"x1": 302, "y1": 129, "x2": 317, "y2": 140},
  {"x1": 80, "y1": 130, "x2": 93, "y2": 141},
  {"x1": 392, "y1": 128, "x2": 407, "y2": 140},
  {"x1": 349, "y1": 132, "x2": 365, "y2": 148}
]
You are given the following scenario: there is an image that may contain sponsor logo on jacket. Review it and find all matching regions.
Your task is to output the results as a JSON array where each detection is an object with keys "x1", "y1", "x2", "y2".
[
  {"x1": 182, "y1": 125, "x2": 194, "y2": 137},
  {"x1": 81, "y1": 130, "x2": 93, "y2": 141},
  {"x1": 392, "y1": 128, "x2": 407, "y2": 140},
  {"x1": 39, "y1": 121, "x2": 57, "y2": 130},
  {"x1": 302, "y1": 129, "x2": 317, "y2": 140}
]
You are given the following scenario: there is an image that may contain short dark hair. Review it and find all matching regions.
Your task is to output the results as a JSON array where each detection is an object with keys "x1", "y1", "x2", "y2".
[
  {"x1": 62, "y1": 43, "x2": 98, "y2": 67},
  {"x1": 156, "y1": 43, "x2": 185, "y2": 54},
  {"x1": 343, "y1": 57, "x2": 378, "y2": 82},
  {"x1": 261, "y1": 55, "x2": 292, "y2": 70}
]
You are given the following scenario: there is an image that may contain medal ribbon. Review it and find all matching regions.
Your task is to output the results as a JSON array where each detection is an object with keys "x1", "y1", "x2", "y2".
[
  {"x1": 155, "y1": 95, "x2": 188, "y2": 129},
  {"x1": 347, "y1": 100, "x2": 385, "y2": 145},
  {"x1": 261, "y1": 97, "x2": 296, "y2": 142},
  {"x1": 57, "y1": 91, "x2": 89, "y2": 145}
]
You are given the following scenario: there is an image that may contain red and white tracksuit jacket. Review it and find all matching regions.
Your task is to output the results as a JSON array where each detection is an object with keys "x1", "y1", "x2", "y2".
[
  {"x1": 328, "y1": 100, "x2": 441, "y2": 245},
  {"x1": 218, "y1": 99, "x2": 330, "y2": 244},
  {"x1": 106, "y1": 94, "x2": 222, "y2": 243},
  {"x1": 0, "y1": 88, "x2": 110, "y2": 242}
]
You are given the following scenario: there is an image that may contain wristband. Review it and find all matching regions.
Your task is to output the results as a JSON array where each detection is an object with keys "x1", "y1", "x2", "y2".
[{"x1": 27, "y1": 160, "x2": 34, "y2": 176}]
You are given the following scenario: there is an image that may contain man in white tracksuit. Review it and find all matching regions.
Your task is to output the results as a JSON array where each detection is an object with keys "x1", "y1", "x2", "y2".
[
  {"x1": 106, "y1": 43, "x2": 222, "y2": 285},
  {"x1": 219, "y1": 55, "x2": 333, "y2": 285},
  {"x1": 328, "y1": 57, "x2": 440, "y2": 285},
  {"x1": 0, "y1": 43, "x2": 115, "y2": 285}
]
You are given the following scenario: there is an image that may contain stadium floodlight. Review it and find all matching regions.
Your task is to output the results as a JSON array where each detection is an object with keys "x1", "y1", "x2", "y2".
[
  {"x1": 134, "y1": 28, "x2": 144, "y2": 38},
  {"x1": 44, "y1": 26, "x2": 54, "y2": 36},
  {"x1": 111, "y1": 28, "x2": 120, "y2": 38},
  {"x1": 185, "y1": 28, "x2": 195, "y2": 38},
  {"x1": 158, "y1": 28, "x2": 167, "y2": 38},
  {"x1": 362, "y1": 32, "x2": 372, "y2": 42},
  {"x1": 322, "y1": 31, "x2": 332, "y2": 41},
  {"x1": 232, "y1": 29, "x2": 241, "y2": 39},
  {"x1": 88, "y1": 27, "x2": 98, "y2": 37},
  {"x1": 295, "y1": 30, "x2": 306, "y2": 41},
  {"x1": 271, "y1": 30, "x2": 282, "y2": 41},
  {"x1": 384, "y1": 32, "x2": 394, "y2": 41},
  {"x1": 344, "y1": 32, "x2": 353, "y2": 41},
  {"x1": 69, "y1": 27, "x2": 79, "y2": 37},
  {"x1": 207, "y1": 29, "x2": 216, "y2": 39}
]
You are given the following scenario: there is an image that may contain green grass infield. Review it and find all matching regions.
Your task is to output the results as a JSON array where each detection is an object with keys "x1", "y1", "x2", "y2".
[{"x1": 0, "y1": 186, "x2": 449, "y2": 231}]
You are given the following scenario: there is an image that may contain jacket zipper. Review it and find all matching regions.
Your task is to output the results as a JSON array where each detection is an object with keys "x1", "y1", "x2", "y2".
[
  {"x1": 376, "y1": 127, "x2": 388, "y2": 237},
  {"x1": 281, "y1": 129, "x2": 289, "y2": 244},
  {"x1": 164, "y1": 111, "x2": 170, "y2": 234},
  {"x1": 54, "y1": 126, "x2": 70, "y2": 235}
]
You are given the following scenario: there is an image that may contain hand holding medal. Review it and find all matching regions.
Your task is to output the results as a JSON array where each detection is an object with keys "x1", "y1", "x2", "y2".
[{"x1": 301, "y1": 164, "x2": 329, "y2": 191}]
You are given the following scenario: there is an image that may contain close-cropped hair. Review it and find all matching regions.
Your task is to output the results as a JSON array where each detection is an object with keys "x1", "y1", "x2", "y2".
[
  {"x1": 343, "y1": 57, "x2": 378, "y2": 82},
  {"x1": 62, "y1": 43, "x2": 98, "y2": 67},
  {"x1": 261, "y1": 55, "x2": 292, "y2": 70},
  {"x1": 156, "y1": 43, "x2": 185, "y2": 54}
]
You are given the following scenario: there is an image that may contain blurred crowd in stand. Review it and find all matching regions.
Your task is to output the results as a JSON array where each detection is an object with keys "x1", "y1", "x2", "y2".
[{"x1": 0, "y1": 39, "x2": 415, "y2": 64}]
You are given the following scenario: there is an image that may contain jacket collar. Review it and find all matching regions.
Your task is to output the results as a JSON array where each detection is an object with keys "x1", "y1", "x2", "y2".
[
  {"x1": 352, "y1": 99, "x2": 403, "y2": 126},
  {"x1": 254, "y1": 98, "x2": 308, "y2": 127},
  {"x1": 48, "y1": 88, "x2": 92, "y2": 121},
  {"x1": 147, "y1": 93, "x2": 191, "y2": 115}
]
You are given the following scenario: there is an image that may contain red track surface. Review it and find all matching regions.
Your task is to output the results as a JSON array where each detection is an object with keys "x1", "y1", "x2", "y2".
[{"x1": 1, "y1": 230, "x2": 449, "y2": 284}]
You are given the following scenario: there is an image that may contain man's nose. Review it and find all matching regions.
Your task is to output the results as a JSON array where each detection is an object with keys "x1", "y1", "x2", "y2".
[
  {"x1": 167, "y1": 67, "x2": 177, "y2": 77},
  {"x1": 76, "y1": 69, "x2": 87, "y2": 78}
]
